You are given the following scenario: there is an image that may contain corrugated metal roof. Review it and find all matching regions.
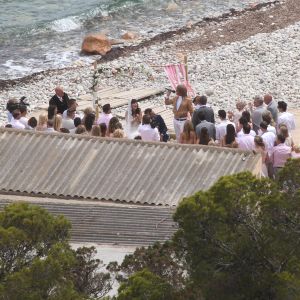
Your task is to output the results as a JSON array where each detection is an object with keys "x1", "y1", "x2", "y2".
[
  {"x1": 0, "y1": 198, "x2": 176, "y2": 246},
  {"x1": 0, "y1": 128, "x2": 261, "y2": 206}
]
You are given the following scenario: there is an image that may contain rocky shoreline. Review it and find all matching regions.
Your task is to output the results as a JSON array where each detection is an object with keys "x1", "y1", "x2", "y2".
[
  {"x1": 0, "y1": 0, "x2": 279, "y2": 91},
  {"x1": 1, "y1": 0, "x2": 300, "y2": 126}
]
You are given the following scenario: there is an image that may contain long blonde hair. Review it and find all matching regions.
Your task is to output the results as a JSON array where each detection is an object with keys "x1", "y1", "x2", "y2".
[
  {"x1": 54, "y1": 115, "x2": 62, "y2": 131},
  {"x1": 91, "y1": 125, "x2": 101, "y2": 136},
  {"x1": 183, "y1": 120, "x2": 194, "y2": 140},
  {"x1": 38, "y1": 114, "x2": 48, "y2": 126}
]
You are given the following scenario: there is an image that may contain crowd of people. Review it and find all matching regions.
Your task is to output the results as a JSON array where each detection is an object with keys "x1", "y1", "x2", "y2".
[
  {"x1": 165, "y1": 84, "x2": 298, "y2": 178},
  {"x1": 4, "y1": 84, "x2": 299, "y2": 178}
]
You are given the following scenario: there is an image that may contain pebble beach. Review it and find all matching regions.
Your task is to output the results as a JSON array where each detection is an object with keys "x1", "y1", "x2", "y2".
[{"x1": 1, "y1": 0, "x2": 300, "y2": 126}]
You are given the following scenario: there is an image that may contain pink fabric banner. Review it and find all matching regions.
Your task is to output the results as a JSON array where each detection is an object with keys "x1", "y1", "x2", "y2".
[{"x1": 164, "y1": 64, "x2": 195, "y2": 97}]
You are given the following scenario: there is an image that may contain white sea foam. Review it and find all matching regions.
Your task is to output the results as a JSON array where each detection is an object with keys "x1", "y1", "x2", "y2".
[{"x1": 50, "y1": 17, "x2": 81, "y2": 33}]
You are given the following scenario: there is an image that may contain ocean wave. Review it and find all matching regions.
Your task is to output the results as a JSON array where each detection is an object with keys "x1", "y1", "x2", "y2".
[{"x1": 49, "y1": 16, "x2": 82, "y2": 33}]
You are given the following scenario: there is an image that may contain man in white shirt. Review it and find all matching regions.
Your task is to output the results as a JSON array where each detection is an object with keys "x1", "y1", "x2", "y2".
[
  {"x1": 260, "y1": 122, "x2": 276, "y2": 155},
  {"x1": 10, "y1": 110, "x2": 25, "y2": 130},
  {"x1": 62, "y1": 98, "x2": 80, "y2": 119},
  {"x1": 237, "y1": 124, "x2": 255, "y2": 151},
  {"x1": 215, "y1": 110, "x2": 235, "y2": 143},
  {"x1": 138, "y1": 115, "x2": 160, "y2": 142},
  {"x1": 277, "y1": 101, "x2": 296, "y2": 131},
  {"x1": 97, "y1": 103, "x2": 113, "y2": 127}
]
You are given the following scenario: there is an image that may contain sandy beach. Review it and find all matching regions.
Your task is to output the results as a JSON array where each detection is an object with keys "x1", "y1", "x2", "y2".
[{"x1": 1, "y1": 0, "x2": 300, "y2": 127}]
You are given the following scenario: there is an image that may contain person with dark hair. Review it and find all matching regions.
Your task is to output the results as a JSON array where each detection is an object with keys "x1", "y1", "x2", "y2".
[
  {"x1": 199, "y1": 127, "x2": 214, "y2": 145},
  {"x1": 84, "y1": 113, "x2": 96, "y2": 133},
  {"x1": 271, "y1": 133, "x2": 291, "y2": 177},
  {"x1": 49, "y1": 86, "x2": 69, "y2": 114},
  {"x1": 108, "y1": 117, "x2": 120, "y2": 137},
  {"x1": 62, "y1": 98, "x2": 79, "y2": 119},
  {"x1": 97, "y1": 103, "x2": 113, "y2": 127},
  {"x1": 19, "y1": 104, "x2": 30, "y2": 129},
  {"x1": 195, "y1": 111, "x2": 216, "y2": 141},
  {"x1": 48, "y1": 105, "x2": 57, "y2": 120},
  {"x1": 277, "y1": 101, "x2": 295, "y2": 131},
  {"x1": 138, "y1": 114, "x2": 160, "y2": 142},
  {"x1": 241, "y1": 110, "x2": 251, "y2": 124},
  {"x1": 221, "y1": 124, "x2": 238, "y2": 148},
  {"x1": 264, "y1": 94, "x2": 278, "y2": 124},
  {"x1": 144, "y1": 108, "x2": 169, "y2": 142},
  {"x1": 237, "y1": 116, "x2": 256, "y2": 137},
  {"x1": 249, "y1": 95, "x2": 268, "y2": 133},
  {"x1": 216, "y1": 109, "x2": 235, "y2": 143},
  {"x1": 261, "y1": 111, "x2": 276, "y2": 135},
  {"x1": 165, "y1": 84, "x2": 194, "y2": 141},
  {"x1": 99, "y1": 123, "x2": 107, "y2": 137},
  {"x1": 69, "y1": 117, "x2": 82, "y2": 134},
  {"x1": 192, "y1": 95, "x2": 215, "y2": 129},
  {"x1": 28, "y1": 117, "x2": 37, "y2": 129},
  {"x1": 193, "y1": 96, "x2": 202, "y2": 109},
  {"x1": 60, "y1": 128, "x2": 70, "y2": 134},
  {"x1": 237, "y1": 124, "x2": 255, "y2": 151},
  {"x1": 260, "y1": 121, "x2": 276, "y2": 157},
  {"x1": 279, "y1": 124, "x2": 294, "y2": 148},
  {"x1": 125, "y1": 99, "x2": 142, "y2": 132},
  {"x1": 6, "y1": 98, "x2": 19, "y2": 122},
  {"x1": 10, "y1": 109, "x2": 25, "y2": 129}
]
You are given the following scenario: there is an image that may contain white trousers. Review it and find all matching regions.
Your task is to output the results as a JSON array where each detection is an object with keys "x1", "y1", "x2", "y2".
[{"x1": 173, "y1": 118, "x2": 185, "y2": 142}]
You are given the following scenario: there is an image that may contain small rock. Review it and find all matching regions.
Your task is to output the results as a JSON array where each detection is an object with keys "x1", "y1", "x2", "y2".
[
  {"x1": 121, "y1": 32, "x2": 139, "y2": 40},
  {"x1": 166, "y1": 2, "x2": 179, "y2": 12}
]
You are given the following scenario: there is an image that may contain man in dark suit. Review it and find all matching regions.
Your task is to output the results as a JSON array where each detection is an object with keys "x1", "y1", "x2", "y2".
[
  {"x1": 49, "y1": 86, "x2": 69, "y2": 114},
  {"x1": 192, "y1": 95, "x2": 215, "y2": 129}
]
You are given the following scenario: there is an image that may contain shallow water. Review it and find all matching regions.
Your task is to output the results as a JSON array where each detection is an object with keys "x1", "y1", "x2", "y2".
[{"x1": 0, "y1": 0, "x2": 269, "y2": 80}]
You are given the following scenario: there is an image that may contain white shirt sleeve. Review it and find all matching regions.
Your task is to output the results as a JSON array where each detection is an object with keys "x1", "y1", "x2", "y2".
[{"x1": 154, "y1": 128, "x2": 160, "y2": 141}]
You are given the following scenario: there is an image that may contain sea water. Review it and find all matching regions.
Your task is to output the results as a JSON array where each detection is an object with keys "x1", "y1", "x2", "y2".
[{"x1": 0, "y1": 0, "x2": 269, "y2": 80}]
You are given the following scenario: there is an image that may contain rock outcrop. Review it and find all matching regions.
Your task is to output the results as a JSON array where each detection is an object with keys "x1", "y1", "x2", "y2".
[{"x1": 81, "y1": 34, "x2": 112, "y2": 55}]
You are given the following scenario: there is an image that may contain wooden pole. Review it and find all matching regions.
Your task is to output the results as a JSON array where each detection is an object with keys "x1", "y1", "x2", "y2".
[
  {"x1": 93, "y1": 60, "x2": 99, "y2": 121},
  {"x1": 184, "y1": 55, "x2": 188, "y2": 82},
  {"x1": 95, "y1": 99, "x2": 99, "y2": 120}
]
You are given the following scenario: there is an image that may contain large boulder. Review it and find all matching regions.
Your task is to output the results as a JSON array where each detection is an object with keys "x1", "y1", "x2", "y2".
[{"x1": 81, "y1": 34, "x2": 112, "y2": 55}]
